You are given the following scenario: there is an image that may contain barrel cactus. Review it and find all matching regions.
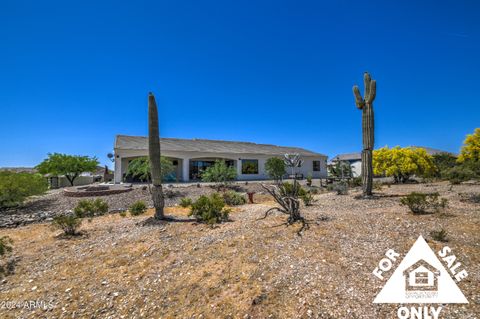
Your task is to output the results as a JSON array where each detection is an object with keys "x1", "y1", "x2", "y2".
[
  {"x1": 353, "y1": 72, "x2": 376, "y2": 197},
  {"x1": 148, "y1": 92, "x2": 165, "y2": 219}
]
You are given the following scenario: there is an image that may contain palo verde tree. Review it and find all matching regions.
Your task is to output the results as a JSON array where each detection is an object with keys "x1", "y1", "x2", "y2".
[
  {"x1": 148, "y1": 92, "x2": 166, "y2": 220},
  {"x1": 265, "y1": 157, "x2": 286, "y2": 183},
  {"x1": 353, "y1": 72, "x2": 376, "y2": 197},
  {"x1": 373, "y1": 146, "x2": 436, "y2": 183},
  {"x1": 36, "y1": 153, "x2": 99, "y2": 186},
  {"x1": 458, "y1": 128, "x2": 480, "y2": 164}
]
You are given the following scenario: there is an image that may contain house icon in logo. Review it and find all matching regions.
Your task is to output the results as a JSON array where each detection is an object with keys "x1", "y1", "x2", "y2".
[{"x1": 403, "y1": 259, "x2": 440, "y2": 292}]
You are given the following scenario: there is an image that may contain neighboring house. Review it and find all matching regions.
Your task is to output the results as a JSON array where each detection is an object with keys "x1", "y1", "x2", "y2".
[
  {"x1": 114, "y1": 135, "x2": 328, "y2": 183},
  {"x1": 331, "y1": 146, "x2": 455, "y2": 178},
  {"x1": 403, "y1": 259, "x2": 440, "y2": 292}
]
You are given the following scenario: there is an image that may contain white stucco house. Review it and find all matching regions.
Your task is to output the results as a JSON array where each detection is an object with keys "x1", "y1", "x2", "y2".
[{"x1": 114, "y1": 135, "x2": 328, "y2": 183}]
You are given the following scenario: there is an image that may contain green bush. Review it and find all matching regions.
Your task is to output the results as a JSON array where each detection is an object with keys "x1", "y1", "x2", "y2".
[
  {"x1": 0, "y1": 172, "x2": 48, "y2": 209},
  {"x1": 281, "y1": 182, "x2": 307, "y2": 197},
  {"x1": 73, "y1": 199, "x2": 109, "y2": 219},
  {"x1": 129, "y1": 201, "x2": 147, "y2": 216},
  {"x1": 52, "y1": 215, "x2": 82, "y2": 236},
  {"x1": 201, "y1": 160, "x2": 237, "y2": 186},
  {"x1": 349, "y1": 177, "x2": 362, "y2": 187},
  {"x1": 400, "y1": 192, "x2": 448, "y2": 214},
  {"x1": 222, "y1": 191, "x2": 246, "y2": 206},
  {"x1": 119, "y1": 211, "x2": 127, "y2": 217},
  {"x1": 328, "y1": 182, "x2": 348, "y2": 195},
  {"x1": 444, "y1": 165, "x2": 477, "y2": 184},
  {"x1": 430, "y1": 228, "x2": 448, "y2": 242},
  {"x1": 179, "y1": 197, "x2": 193, "y2": 208},
  {"x1": 189, "y1": 193, "x2": 230, "y2": 224}
]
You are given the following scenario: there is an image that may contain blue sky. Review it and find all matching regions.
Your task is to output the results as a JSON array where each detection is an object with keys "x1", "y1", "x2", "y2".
[{"x1": 0, "y1": 0, "x2": 478, "y2": 168}]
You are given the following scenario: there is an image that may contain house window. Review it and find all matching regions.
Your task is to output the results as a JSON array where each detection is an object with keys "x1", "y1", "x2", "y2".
[
  {"x1": 241, "y1": 159, "x2": 258, "y2": 174},
  {"x1": 313, "y1": 160, "x2": 321, "y2": 172}
]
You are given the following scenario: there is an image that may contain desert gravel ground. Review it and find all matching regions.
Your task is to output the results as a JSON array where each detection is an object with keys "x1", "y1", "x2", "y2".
[{"x1": 0, "y1": 181, "x2": 479, "y2": 318}]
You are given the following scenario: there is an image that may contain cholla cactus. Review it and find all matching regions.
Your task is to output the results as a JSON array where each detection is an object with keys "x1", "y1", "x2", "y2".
[
  {"x1": 284, "y1": 153, "x2": 304, "y2": 176},
  {"x1": 353, "y1": 72, "x2": 376, "y2": 197},
  {"x1": 148, "y1": 92, "x2": 165, "y2": 219}
]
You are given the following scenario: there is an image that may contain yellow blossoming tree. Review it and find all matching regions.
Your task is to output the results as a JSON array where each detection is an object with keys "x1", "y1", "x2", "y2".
[
  {"x1": 373, "y1": 146, "x2": 437, "y2": 183},
  {"x1": 457, "y1": 128, "x2": 480, "y2": 163}
]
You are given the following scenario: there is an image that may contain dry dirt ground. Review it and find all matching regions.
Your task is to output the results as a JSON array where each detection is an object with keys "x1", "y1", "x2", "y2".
[{"x1": 0, "y1": 182, "x2": 479, "y2": 318}]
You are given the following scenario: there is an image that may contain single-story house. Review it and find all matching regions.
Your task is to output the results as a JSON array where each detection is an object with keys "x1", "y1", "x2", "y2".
[
  {"x1": 114, "y1": 135, "x2": 328, "y2": 183},
  {"x1": 331, "y1": 146, "x2": 456, "y2": 178}
]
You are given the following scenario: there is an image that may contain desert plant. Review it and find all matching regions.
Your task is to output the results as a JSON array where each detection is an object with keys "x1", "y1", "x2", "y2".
[
  {"x1": 0, "y1": 236, "x2": 13, "y2": 275},
  {"x1": 306, "y1": 174, "x2": 312, "y2": 186},
  {"x1": 349, "y1": 176, "x2": 362, "y2": 187},
  {"x1": 129, "y1": 201, "x2": 147, "y2": 216},
  {"x1": 301, "y1": 192, "x2": 315, "y2": 206},
  {"x1": 36, "y1": 153, "x2": 99, "y2": 186},
  {"x1": 179, "y1": 197, "x2": 193, "y2": 208},
  {"x1": 265, "y1": 157, "x2": 287, "y2": 183},
  {"x1": 432, "y1": 152, "x2": 458, "y2": 178},
  {"x1": 458, "y1": 128, "x2": 480, "y2": 164},
  {"x1": 189, "y1": 193, "x2": 230, "y2": 224},
  {"x1": 73, "y1": 199, "x2": 108, "y2": 219},
  {"x1": 201, "y1": 160, "x2": 237, "y2": 187},
  {"x1": 52, "y1": 215, "x2": 82, "y2": 236},
  {"x1": 148, "y1": 92, "x2": 166, "y2": 219},
  {"x1": 328, "y1": 161, "x2": 353, "y2": 179},
  {"x1": 222, "y1": 191, "x2": 246, "y2": 206},
  {"x1": 331, "y1": 181, "x2": 348, "y2": 195},
  {"x1": 444, "y1": 164, "x2": 478, "y2": 184},
  {"x1": 119, "y1": 211, "x2": 127, "y2": 217},
  {"x1": 353, "y1": 72, "x2": 376, "y2": 197},
  {"x1": 430, "y1": 228, "x2": 448, "y2": 242},
  {"x1": 400, "y1": 192, "x2": 448, "y2": 214},
  {"x1": 260, "y1": 179, "x2": 308, "y2": 234},
  {"x1": 0, "y1": 171, "x2": 48, "y2": 209}
]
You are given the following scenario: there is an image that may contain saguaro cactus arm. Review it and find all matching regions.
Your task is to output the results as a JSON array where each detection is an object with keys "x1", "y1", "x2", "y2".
[{"x1": 353, "y1": 86, "x2": 365, "y2": 109}]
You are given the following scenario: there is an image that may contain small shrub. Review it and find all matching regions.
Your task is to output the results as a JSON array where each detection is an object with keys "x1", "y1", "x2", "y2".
[
  {"x1": 74, "y1": 199, "x2": 109, "y2": 219},
  {"x1": 179, "y1": 197, "x2": 193, "y2": 208},
  {"x1": 309, "y1": 187, "x2": 319, "y2": 195},
  {"x1": 301, "y1": 192, "x2": 315, "y2": 206},
  {"x1": 400, "y1": 192, "x2": 448, "y2": 214},
  {"x1": 189, "y1": 193, "x2": 230, "y2": 224},
  {"x1": 444, "y1": 165, "x2": 476, "y2": 184},
  {"x1": 281, "y1": 182, "x2": 307, "y2": 197},
  {"x1": 129, "y1": 201, "x2": 147, "y2": 216},
  {"x1": 0, "y1": 172, "x2": 48, "y2": 209},
  {"x1": 430, "y1": 228, "x2": 448, "y2": 242},
  {"x1": 164, "y1": 189, "x2": 181, "y2": 198},
  {"x1": 329, "y1": 182, "x2": 348, "y2": 195},
  {"x1": 306, "y1": 174, "x2": 312, "y2": 186},
  {"x1": 119, "y1": 211, "x2": 127, "y2": 217},
  {"x1": 349, "y1": 177, "x2": 362, "y2": 187},
  {"x1": 52, "y1": 215, "x2": 82, "y2": 236},
  {"x1": 0, "y1": 236, "x2": 13, "y2": 275},
  {"x1": 373, "y1": 181, "x2": 383, "y2": 191},
  {"x1": 222, "y1": 191, "x2": 246, "y2": 206}
]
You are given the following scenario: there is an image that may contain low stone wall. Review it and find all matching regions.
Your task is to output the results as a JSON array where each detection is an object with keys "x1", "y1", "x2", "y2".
[{"x1": 63, "y1": 187, "x2": 133, "y2": 197}]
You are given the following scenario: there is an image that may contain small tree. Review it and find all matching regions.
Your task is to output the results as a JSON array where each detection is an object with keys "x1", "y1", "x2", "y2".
[
  {"x1": 0, "y1": 236, "x2": 13, "y2": 275},
  {"x1": 265, "y1": 157, "x2": 286, "y2": 183},
  {"x1": 201, "y1": 160, "x2": 237, "y2": 186},
  {"x1": 36, "y1": 153, "x2": 99, "y2": 186},
  {"x1": 125, "y1": 157, "x2": 174, "y2": 182},
  {"x1": 0, "y1": 172, "x2": 48, "y2": 209},
  {"x1": 373, "y1": 146, "x2": 436, "y2": 183},
  {"x1": 328, "y1": 161, "x2": 353, "y2": 179}
]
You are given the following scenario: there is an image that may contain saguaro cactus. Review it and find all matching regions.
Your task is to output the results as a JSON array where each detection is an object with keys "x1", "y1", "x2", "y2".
[
  {"x1": 148, "y1": 92, "x2": 165, "y2": 219},
  {"x1": 353, "y1": 72, "x2": 376, "y2": 197}
]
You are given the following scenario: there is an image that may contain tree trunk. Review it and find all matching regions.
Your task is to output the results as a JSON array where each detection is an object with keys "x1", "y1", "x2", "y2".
[{"x1": 151, "y1": 184, "x2": 165, "y2": 219}]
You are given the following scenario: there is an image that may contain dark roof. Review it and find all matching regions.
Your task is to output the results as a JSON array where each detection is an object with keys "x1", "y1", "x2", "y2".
[
  {"x1": 331, "y1": 153, "x2": 361, "y2": 162},
  {"x1": 115, "y1": 135, "x2": 326, "y2": 157}
]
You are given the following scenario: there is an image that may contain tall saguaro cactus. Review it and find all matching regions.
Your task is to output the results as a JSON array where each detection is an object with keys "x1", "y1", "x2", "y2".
[
  {"x1": 148, "y1": 92, "x2": 165, "y2": 219},
  {"x1": 353, "y1": 72, "x2": 376, "y2": 197}
]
